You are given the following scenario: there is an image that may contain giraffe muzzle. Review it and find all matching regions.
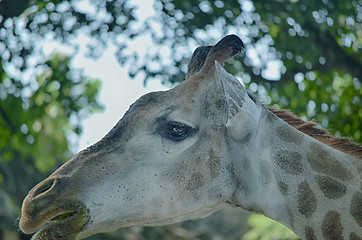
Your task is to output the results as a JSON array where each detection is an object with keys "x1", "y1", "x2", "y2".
[{"x1": 19, "y1": 177, "x2": 90, "y2": 239}]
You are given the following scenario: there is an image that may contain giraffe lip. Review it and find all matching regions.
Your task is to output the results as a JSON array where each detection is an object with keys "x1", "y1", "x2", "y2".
[
  {"x1": 31, "y1": 216, "x2": 77, "y2": 240},
  {"x1": 40, "y1": 210, "x2": 79, "y2": 231},
  {"x1": 30, "y1": 209, "x2": 89, "y2": 240},
  {"x1": 20, "y1": 199, "x2": 90, "y2": 239},
  {"x1": 50, "y1": 210, "x2": 78, "y2": 222},
  {"x1": 32, "y1": 210, "x2": 80, "y2": 235}
]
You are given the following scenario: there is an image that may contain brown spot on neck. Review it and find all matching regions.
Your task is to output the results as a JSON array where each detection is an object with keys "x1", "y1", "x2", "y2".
[
  {"x1": 307, "y1": 144, "x2": 353, "y2": 181},
  {"x1": 350, "y1": 191, "x2": 362, "y2": 228},
  {"x1": 321, "y1": 211, "x2": 343, "y2": 239},
  {"x1": 297, "y1": 181, "x2": 317, "y2": 218},
  {"x1": 274, "y1": 150, "x2": 304, "y2": 175},
  {"x1": 305, "y1": 226, "x2": 317, "y2": 240},
  {"x1": 315, "y1": 175, "x2": 347, "y2": 199}
]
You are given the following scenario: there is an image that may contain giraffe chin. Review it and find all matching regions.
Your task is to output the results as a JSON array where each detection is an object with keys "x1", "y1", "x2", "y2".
[
  {"x1": 30, "y1": 209, "x2": 89, "y2": 240},
  {"x1": 30, "y1": 210, "x2": 87, "y2": 240}
]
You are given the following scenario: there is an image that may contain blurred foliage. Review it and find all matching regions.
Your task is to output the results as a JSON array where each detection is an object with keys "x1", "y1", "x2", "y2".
[
  {"x1": 0, "y1": 51, "x2": 102, "y2": 237},
  {"x1": 0, "y1": 0, "x2": 361, "y2": 239},
  {"x1": 242, "y1": 214, "x2": 300, "y2": 240}
]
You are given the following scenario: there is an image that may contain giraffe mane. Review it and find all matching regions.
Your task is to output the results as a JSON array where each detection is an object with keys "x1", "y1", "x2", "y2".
[{"x1": 268, "y1": 108, "x2": 362, "y2": 159}]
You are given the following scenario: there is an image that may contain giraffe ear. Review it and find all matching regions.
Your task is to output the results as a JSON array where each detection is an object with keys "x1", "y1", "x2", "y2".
[{"x1": 214, "y1": 62, "x2": 261, "y2": 141}]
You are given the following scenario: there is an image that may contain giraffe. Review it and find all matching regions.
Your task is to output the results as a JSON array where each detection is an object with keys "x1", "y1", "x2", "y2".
[{"x1": 20, "y1": 35, "x2": 362, "y2": 240}]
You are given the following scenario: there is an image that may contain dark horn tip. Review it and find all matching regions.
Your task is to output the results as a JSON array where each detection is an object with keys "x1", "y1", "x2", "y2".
[{"x1": 217, "y1": 34, "x2": 245, "y2": 56}]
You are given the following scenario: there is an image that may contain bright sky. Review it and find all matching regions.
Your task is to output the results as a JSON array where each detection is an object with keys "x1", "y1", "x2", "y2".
[
  {"x1": 74, "y1": 44, "x2": 168, "y2": 151},
  {"x1": 64, "y1": 0, "x2": 170, "y2": 152}
]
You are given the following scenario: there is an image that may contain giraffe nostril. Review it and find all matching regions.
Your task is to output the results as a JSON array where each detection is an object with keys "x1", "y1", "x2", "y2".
[{"x1": 32, "y1": 178, "x2": 56, "y2": 199}]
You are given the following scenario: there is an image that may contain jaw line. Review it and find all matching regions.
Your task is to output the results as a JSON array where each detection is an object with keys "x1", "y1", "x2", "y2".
[
  {"x1": 145, "y1": 203, "x2": 225, "y2": 226},
  {"x1": 79, "y1": 202, "x2": 225, "y2": 239}
]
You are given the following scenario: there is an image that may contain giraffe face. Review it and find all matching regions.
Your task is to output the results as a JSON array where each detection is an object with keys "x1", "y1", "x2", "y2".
[{"x1": 20, "y1": 61, "x2": 256, "y2": 239}]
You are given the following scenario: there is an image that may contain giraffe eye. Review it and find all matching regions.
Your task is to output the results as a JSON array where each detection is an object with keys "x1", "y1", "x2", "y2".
[
  {"x1": 167, "y1": 122, "x2": 191, "y2": 140},
  {"x1": 158, "y1": 121, "x2": 194, "y2": 142}
]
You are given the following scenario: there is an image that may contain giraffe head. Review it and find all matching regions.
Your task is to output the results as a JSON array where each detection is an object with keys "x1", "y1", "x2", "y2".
[
  {"x1": 18, "y1": 34, "x2": 362, "y2": 239},
  {"x1": 20, "y1": 35, "x2": 265, "y2": 239}
]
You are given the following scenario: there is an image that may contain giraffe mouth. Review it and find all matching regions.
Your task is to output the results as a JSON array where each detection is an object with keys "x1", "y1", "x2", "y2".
[
  {"x1": 50, "y1": 211, "x2": 78, "y2": 222},
  {"x1": 30, "y1": 210, "x2": 84, "y2": 240},
  {"x1": 20, "y1": 200, "x2": 90, "y2": 240}
]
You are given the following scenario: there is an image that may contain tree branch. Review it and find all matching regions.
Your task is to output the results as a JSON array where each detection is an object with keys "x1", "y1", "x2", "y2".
[{"x1": 0, "y1": 102, "x2": 16, "y2": 134}]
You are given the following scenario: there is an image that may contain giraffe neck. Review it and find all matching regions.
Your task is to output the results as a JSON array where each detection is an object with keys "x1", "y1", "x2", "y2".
[{"x1": 228, "y1": 109, "x2": 362, "y2": 239}]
